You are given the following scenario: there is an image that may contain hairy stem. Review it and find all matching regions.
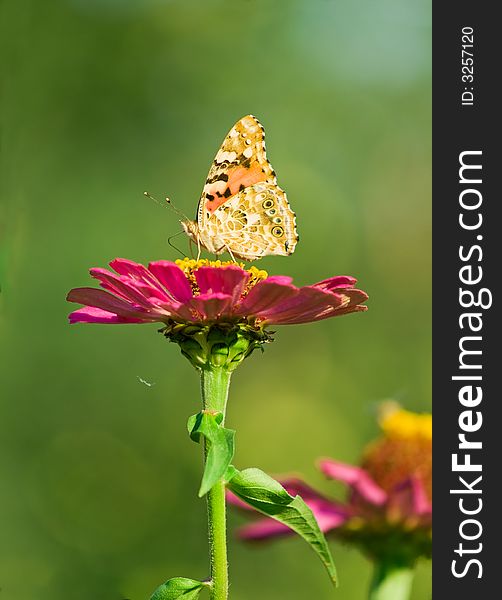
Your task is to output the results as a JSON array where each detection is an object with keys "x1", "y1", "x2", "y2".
[
  {"x1": 369, "y1": 562, "x2": 414, "y2": 600},
  {"x1": 200, "y1": 367, "x2": 232, "y2": 600}
]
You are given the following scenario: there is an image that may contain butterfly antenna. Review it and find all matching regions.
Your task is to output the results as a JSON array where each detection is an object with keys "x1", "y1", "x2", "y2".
[
  {"x1": 143, "y1": 191, "x2": 189, "y2": 221},
  {"x1": 167, "y1": 230, "x2": 186, "y2": 258},
  {"x1": 165, "y1": 196, "x2": 190, "y2": 221},
  {"x1": 143, "y1": 191, "x2": 168, "y2": 208}
]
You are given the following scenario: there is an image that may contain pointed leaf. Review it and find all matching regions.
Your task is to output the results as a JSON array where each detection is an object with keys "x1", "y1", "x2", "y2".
[
  {"x1": 227, "y1": 467, "x2": 338, "y2": 586},
  {"x1": 150, "y1": 577, "x2": 208, "y2": 600},
  {"x1": 188, "y1": 411, "x2": 235, "y2": 497}
]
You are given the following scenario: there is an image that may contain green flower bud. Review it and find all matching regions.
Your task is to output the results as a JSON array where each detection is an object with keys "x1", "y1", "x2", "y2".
[{"x1": 160, "y1": 321, "x2": 273, "y2": 371}]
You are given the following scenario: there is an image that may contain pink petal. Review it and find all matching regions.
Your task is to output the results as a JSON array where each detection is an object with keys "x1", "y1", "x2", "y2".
[
  {"x1": 188, "y1": 292, "x2": 234, "y2": 321},
  {"x1": 90, "y1": 268, "x2": 156, "y2": 309},
  {"x1": 258, "y1": 287, "x2": 347, "y2": 325},
  {"x1": 388, "y1": 477, "x2": 432, "y2": 521},
  {"x1": 109, "y1": 258, "x2": 152, "y2": 278},
  {"x1": 67, "y1": 287, "x2": 155, "y2": 320},
  {"x1": 293, "y1": 288, "x2": 368, "y2": 323},
  {"x1": 109, "y1": 258, "x2": 172, "y2": 301},
  {"x1": 334, "y1": 288, "x2": 369, "y2": 308},
  {"x1": 68, "y1": 306, "x2": 143, "y2": 324},
  {"x1": 234, "y1": 505, "x2": 348, "y2": 542},
  {"x1": 280, "y1": 478, "x2": 340, "y2": 506},
  {"x1": 313, "y1": 276, "x2": 358, "y2": 291},
  {"x1": 267, "y1": 287, "x2": 368, "y2": 325},
  {"x1": 291, "y1": 304, "x2": 368, "y2": 324},
  {"x1": 324, "y1": 304, "x2": 368, "y2": 320},
  {"x1": 226, "y1": 490, "x2": 253, "y2": 511},
  {"x1": 237, "y1": 519, "x2": 293, "y2": 541},
  {"x1": 281, "y1": 479, "x2": 350, "y2": 531},
  {"x1": 410, "y1": 477, "x2": 432, "y2": 516},
  {"x1": 262, "y1": 276, "x2": 294, "y2": 286},
  {"x1": 194, "y1": 266, "x2": 249, "y2": 302},
  {"x1": 318, "y1": 459, "x2": 387, "y2": 506},
  {"x1": 236, "y1": 277, "x2": 298, "y2": 316},
  {"x1": 147, "y1": 261, "x2": 194, "y2": 303},
  {"x1": 125, "y1": 281, "x2": 171, "y2": 303}
]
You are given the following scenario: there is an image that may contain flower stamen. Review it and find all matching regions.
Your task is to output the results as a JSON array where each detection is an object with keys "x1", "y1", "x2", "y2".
[{"x1": 175, "y1": 257, "x2": 268, "y2": 299}]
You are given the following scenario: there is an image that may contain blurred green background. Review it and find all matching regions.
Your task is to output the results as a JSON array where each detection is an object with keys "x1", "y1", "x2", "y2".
[{"x1": 0, "y1": 0, "x2": 431, "y2": 598}]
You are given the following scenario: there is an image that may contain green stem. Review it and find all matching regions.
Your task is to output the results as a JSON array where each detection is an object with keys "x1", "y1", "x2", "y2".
[
  {"x1": 200, "y1": 367, "x2": 232, "y2": 600},
  {"x1": 369, "y1": 562, "x2": 414, "y2": 600}
]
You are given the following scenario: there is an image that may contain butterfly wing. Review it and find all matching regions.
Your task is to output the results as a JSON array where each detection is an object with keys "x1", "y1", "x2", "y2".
[
  {"x1": 197, "y1": 115, "x2": 276, "y2": 229},
  {"x1": 201, "y1": 182, "x2": 298, "y2": 261}
]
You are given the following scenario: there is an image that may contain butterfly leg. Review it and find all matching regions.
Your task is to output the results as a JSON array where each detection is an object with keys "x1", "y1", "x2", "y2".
[
  {"x1": 224, "y1": 244, "x2": 238, "y2": 264},
  {"x1": 187, "y1": 238, "x2": 194, "y2": 259},
  {"x1": 196, "y1": 235, "x2": 202, "y2": 261}
]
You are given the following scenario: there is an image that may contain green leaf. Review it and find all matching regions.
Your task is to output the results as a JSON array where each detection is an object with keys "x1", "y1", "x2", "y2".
[
  {"x1": 227, "y1": 467, "x2": 338, "y2": 587},
  {"x1": 150, "y1": 577, "x2": 208, "y2": 600},
  {"x1": 187, "y1": 411, "x2": 235, "y2": 497}
]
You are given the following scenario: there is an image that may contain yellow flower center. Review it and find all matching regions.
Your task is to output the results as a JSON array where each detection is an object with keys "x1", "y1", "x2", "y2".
[
  {"x1": 361, "y1": 405, "x2": 432, "y2": 501},
  {"x1": 379, "y1": 405, "x2": 432, "y2": 441},
  {"x1": 175, "y1": 258, "x2": 268, "y2": 297}
]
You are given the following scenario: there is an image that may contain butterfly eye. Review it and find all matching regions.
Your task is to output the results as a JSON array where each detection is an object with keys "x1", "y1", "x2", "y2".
[
  {"x1": 272, "y1": 226, "x2": 284, "y2": 237},
  {"x1": 262, "y1": 199, "x2": 274, "y2": 209}
]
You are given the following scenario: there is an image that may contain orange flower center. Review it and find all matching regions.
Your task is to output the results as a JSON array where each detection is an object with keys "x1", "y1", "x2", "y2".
[{"x1": 361, "y1": 406, "x2": 432, "y2": 501}]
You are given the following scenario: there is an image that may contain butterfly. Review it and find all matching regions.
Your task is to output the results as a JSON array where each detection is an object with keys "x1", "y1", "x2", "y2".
[{"x1": 181, "y1": 115, "x2": 298, "y2": 261}]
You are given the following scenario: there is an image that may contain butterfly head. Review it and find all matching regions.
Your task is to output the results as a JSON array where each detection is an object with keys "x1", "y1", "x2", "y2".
[{"x1": 181, "y1": 219, "x2": 200, "y2": 244}]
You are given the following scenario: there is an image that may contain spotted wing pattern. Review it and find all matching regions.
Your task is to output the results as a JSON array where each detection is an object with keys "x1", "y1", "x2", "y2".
[{"x1": 198, "y1": 182, "x2": 298, "y2": 261}]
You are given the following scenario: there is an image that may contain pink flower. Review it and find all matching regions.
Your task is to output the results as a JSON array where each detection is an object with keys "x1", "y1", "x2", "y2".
[
  {"x1": 229, "y1": 407, "x2": 432, "y2": 564},
  {"x1": 227, "y1": 478, "x2": 350, "y2": 541},
  {"x1": 67, "y1": 258, "x2": 368, "y2": 327},
  {"x1": 67, "y1": 257, "x2": 368, "y2": 370}
]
